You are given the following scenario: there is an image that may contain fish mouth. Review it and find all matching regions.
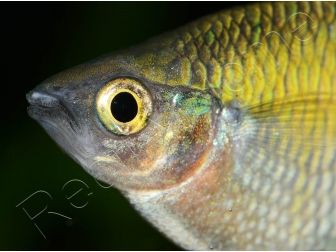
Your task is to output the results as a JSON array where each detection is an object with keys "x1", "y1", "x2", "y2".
[
  {"x1": 26, "y1": 90, "x2": 60, "y2": 109},
  {"x1": 26, "y1": 88, "x2": 85, "y2": 162},
  {"x1": 26, "y1": 89, "x2": 79, "y2": 131}
]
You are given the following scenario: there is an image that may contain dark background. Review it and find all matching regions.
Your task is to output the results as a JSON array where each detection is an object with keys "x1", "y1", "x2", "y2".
[{"x1": 1, "y1": 2, "x2": 244, "y2": 250}]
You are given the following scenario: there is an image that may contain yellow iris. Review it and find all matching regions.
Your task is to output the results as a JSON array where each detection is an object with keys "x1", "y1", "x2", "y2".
[{"x1": 96, "y1": 78, "x2": 152, "y2": 135}]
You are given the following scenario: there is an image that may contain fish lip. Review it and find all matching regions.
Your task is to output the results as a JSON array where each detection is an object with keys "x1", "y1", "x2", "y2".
[
  {"x1": 26, "y1": 89, "x2": 86, "y2": 165},
  {"x1": 26, "y1": 90, "x2": 61, "y2": 117},
  {"x1": 26, "y1": 90, "x2": 60, "y2": 108},
  {"x1": 26, "y1": 89, "x2": 80, "y2": 130}
]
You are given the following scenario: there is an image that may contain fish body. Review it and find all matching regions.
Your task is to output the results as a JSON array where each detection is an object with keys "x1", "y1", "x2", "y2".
[{"x1": 27, "y1": 2, "x2": 336, "y2": 250}]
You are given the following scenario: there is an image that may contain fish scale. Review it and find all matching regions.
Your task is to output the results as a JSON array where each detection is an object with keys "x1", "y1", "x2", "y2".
[
  {"x1": 161, "y1": 2, "x2": 335, "y2": 103},
  {"x1": 27, "y1": 2, "x2": 336, "y2": 250},
  {"x1": 146, "y1": 3, "x2": 336, "y2": 249}
]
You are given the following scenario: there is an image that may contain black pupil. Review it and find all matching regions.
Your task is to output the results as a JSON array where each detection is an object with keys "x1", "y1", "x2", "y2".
[{"x1": 111, "y1": 92, "x2": 138, "y2": 123}]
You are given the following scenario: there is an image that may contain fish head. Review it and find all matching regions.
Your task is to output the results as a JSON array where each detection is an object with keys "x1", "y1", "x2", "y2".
[{"x1": 26, "y1": 51, "x2": 220, "y2": 192}]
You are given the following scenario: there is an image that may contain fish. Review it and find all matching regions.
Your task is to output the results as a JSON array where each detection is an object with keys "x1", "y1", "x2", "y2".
[{"x1": 26, "y1": 2, "x2": 336, "y2": 250}]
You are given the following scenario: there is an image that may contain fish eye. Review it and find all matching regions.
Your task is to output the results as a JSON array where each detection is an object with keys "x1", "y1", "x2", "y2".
[
  {"x1": 96, "y1": 78, "x2": 152, "y2": 135},
  {"x1": 111, "y1": 92, "x2": 138, "y2": 123}
]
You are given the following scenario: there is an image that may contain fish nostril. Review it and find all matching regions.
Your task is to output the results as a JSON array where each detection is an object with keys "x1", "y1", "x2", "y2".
[{"x1": 26, "y1": 90, "x2": 60, "y2": 108}]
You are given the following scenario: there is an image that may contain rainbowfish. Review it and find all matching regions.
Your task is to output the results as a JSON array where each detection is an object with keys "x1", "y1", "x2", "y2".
[{"x1": 26, "y1": 2, "x2": 336, "y2": 250}]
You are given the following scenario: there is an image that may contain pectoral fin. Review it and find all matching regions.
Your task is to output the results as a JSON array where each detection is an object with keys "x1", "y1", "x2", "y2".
[{"x1": 232, "y1": 93, "x2": 336, "y2": 191}]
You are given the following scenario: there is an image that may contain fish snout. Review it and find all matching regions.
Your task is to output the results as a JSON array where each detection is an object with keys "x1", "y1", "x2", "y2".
[
  {"x1": 26, "y1": 85, "x2": 75, "y2": 123},
  {"x1": 26, "y1": 88, "x2": 60, "y2": 108}
]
